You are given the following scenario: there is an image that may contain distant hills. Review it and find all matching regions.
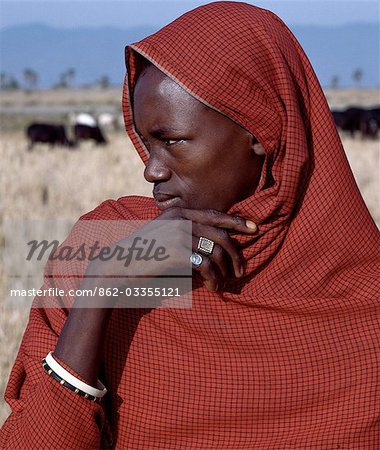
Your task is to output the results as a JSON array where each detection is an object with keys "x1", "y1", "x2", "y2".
[{"x1": 0, "y1": 23, "x2": 378, "y2": 88}]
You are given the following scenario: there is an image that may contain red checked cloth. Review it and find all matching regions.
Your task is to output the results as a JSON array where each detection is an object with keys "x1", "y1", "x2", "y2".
[{"x1": 1, "y1": 2, "x2": 379, "y2": 448}]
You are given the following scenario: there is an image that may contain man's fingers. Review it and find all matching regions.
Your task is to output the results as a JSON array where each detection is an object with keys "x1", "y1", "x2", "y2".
[
  {"x1": 192, "y1": 255, "x2": 221, "y2": 292},
  {"x1": 191, "y1": 235, "x2": 229, "y2": 279},
  {"x1": 192, "y1": 224, "x2": 243, "y2": 278},
  {"x1": 181, "y1": 208, "x2": 258, "y2": 233},
  {"x1": 156, "y1": 206, "x2": 257, "y2": 290}
]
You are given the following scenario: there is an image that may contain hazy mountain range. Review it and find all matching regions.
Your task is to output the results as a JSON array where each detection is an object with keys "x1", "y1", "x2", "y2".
[{"x1": 0, "y1": 23, "x2": 378, "y2": 88}]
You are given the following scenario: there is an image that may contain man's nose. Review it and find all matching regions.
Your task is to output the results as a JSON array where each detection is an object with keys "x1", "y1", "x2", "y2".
[{"x1": 144, "y1": 151, "x2": 171, "y2": 183}]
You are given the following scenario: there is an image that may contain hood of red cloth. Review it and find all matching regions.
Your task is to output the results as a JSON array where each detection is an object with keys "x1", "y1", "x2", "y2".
[{"x1": 122, "y1": 1, "x2": 379, "y2": 308}]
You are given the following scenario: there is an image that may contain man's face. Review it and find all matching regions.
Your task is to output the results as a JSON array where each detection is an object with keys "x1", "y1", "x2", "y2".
[{"x1": 133, "y1": 65, "x2": 264, "y2": 212}]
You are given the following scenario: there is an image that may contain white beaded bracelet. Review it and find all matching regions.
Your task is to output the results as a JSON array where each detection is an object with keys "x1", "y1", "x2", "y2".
[{"x1": 45, "y1": 352, "x2": 107, "y2": 399}]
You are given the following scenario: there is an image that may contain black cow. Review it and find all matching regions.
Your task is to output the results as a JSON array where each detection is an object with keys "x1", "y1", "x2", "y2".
[
  {"x1": 361, "y1": 107, "x2": 380, "y2": 138},
  {"x1": 339, "y1": 107, "x2": 365, "y2": 137},
  {"x1": 331, "y1": 110, "x2": 346, "y2": 130},
  {"x1": 26, "y1": 123, "x2": 74, "y2": 150},
  {"x1": 332, "y1": 106, "x2": 380, "y2": 139},
  {"x1": 73, "y1": 124, "x2": 107, "y2": 145}
]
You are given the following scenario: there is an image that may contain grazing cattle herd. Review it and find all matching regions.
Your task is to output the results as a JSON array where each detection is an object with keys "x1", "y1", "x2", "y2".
[
  {"x1": 26, "y1": 123, "x2": 74, "y2": 150},
  {"x1": 25, "y1": 106, "x2": 379, "y2": 150},
  {"x1": 26, "y1": 113, "x2": 109, "y2": 150},
  {"x1": 331, "y1": 106, "x2": 380, "y2": 139},
  {"x1": 73, "y1": 124, "x2": 107, "y2": 145}
]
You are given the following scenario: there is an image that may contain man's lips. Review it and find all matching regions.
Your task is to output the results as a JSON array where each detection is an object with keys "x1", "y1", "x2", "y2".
[{"x1": 153, "y1": 192, "x2": 181, "y2": 210}]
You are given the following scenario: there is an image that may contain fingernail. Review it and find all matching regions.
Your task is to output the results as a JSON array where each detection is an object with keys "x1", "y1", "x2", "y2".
[
  {"x1": 246, "y1": 220, "x2": 257, "y2": 231},
  {"x1": 238, "y1": 264, "x2": 244, "y2": 277}
]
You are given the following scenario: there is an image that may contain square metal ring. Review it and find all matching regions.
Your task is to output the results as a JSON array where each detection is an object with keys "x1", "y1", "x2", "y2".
[{"x1": 197, "y1": 237, "x2": 215, "y2": 255}]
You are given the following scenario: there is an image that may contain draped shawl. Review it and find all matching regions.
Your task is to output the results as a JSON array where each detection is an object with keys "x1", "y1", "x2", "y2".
[{"x1": 120, "y1": 1, "x2": 380, "y2": 446}]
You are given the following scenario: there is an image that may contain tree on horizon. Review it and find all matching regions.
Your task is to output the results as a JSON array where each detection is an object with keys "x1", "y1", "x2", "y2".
[
  {"x1": 55, "y1": 68, "x2": 76, "y2": 88},
  {"x1": 330, "y1": 75, "x2": 340, "y2": 89},
  {"x1": 0, "y1": 72, "x2": 20, "y2": 90},
  {"x1": 23, "y1": 68, "x2": 38, "y2": 91},
  {"x1": 99, "y1": 75, "x2": 111, "y2": 89},
  {"x1": 352, "y1": 68, "x2": 363, "y2": 87}
]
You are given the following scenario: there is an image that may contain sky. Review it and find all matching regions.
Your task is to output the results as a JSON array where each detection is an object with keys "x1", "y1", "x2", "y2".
[{"x1": 0, "y1": 0, "x2": 379, "y2": 30}]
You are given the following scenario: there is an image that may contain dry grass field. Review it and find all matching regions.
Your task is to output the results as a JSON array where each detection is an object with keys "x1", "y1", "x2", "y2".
[{"x1": 0, "y1": 88, "x2": 379, "y2": 426}]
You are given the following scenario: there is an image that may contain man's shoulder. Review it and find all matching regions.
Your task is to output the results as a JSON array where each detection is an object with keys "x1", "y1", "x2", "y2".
[{"x1": 79, "y1": 195, "x2": 158, "y2": 221}]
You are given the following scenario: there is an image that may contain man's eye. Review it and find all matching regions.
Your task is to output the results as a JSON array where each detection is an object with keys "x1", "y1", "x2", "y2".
[
  {"x1": 138, "y1": 134, "x2": 148, "y2": 144},
  {"x1": 163, "y1": 139, "x2": 184, "y2": 146}
]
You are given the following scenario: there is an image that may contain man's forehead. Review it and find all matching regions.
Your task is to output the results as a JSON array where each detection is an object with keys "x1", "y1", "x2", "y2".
[{"x1": 135, "y1": 66, "x2": 191, "y2": 101}]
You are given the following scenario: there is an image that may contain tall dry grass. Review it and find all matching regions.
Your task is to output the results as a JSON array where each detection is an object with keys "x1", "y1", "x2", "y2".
[{"x1": 0, "y1": 131, "x2": 152, "y2": 424}]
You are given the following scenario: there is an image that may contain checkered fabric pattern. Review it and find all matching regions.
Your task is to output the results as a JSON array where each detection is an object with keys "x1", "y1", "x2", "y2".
[{"x1": 1, "y1": 2, "x2": 379, "y2": 448}]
